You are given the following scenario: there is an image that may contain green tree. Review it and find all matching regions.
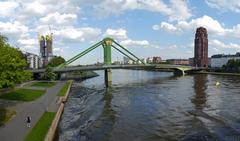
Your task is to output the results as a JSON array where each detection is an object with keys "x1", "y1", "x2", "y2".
[
  {"x1": 43, "y1": 67, "x2": 56, "y2": 81},
  {"x1": 222, "y1": 59, "x2": 240, "y2": 73},
  {"x1": 0, "y1": 35, "x2": 32, "y2": 88},
  {"x1": 47, "y1": 56, "x2": 65, "y2": 67}
]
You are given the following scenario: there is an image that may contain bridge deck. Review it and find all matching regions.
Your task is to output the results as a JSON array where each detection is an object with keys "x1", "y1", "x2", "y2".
[{"x1": 31, "y1": 64, "x2": 202, "y2": 73}]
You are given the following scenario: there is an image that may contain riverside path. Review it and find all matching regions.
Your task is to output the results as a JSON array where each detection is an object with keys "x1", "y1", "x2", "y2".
[{"x1": 0, "y1": 81, "x2": 65, "y2": 141}]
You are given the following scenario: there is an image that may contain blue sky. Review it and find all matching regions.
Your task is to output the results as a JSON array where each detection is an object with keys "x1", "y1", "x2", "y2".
[{"x1": 1, "y1": 0, "x2": 240, "y2": 65}]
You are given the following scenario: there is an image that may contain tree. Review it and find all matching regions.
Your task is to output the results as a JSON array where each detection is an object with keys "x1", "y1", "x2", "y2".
[
  {"x1": 47, "y1": 56, "x2": 65, "y2": 67},
  {"x1": 43, "y1": 67, "x2": 56, "y2": 81},
  {"x1": 0, "y1": 35, "x2": 32, "y2": 88},
  {"x1": 222, "y1": 59, "x2": 240, "y2": 73}
]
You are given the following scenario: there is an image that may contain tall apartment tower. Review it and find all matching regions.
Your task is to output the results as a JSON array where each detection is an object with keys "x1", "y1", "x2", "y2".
[
  {"x1": 194, "y1": 27, "x2": 208, "y2": 67},
  {"x1": 39, "y1": 33, "x2": 53, "y2": 67}
]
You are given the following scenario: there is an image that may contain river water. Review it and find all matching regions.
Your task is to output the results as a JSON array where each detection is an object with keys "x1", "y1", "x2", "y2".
[{"x1": 59, "y1": 70, "x2": 240, "y2": 141}]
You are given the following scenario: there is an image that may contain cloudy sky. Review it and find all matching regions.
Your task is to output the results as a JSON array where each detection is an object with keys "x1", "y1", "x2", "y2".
[{"x1": 1, "y1": 0, "x2": 240, "y2": 64}]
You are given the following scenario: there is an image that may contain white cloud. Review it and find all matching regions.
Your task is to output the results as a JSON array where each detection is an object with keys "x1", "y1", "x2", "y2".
[
  {"x1": 52, "y1": 27, "x2": 101, "y2": 42},
  {"x1": 153, "y1": 22, "x2": 180, "y2": 33},
  {"x1": 120, "y1": 39, "x2": 150, "y2": 48},
  {"x1": 209, "y1": 39, "x2": 240, "y2": 49},
  {"x1": 14, "y1": 0, "x2": 80, "y2": 20},
  {"x1": 153, "y1": 15, "x2": 240, "y2": 38},
  {"x1": 168, "y1": 0, "x2": 192, "y2": 21},
  {"x1": 205, "y1": 0, "x2": 240, "y2": 13},
  {"x1": 225, "y1": 24, "x2": 240, "y2": 38},
  {"x1": 0, "y1": 1, "x2": 19, "y2": 17},
  {"x1": 18, "y1": 38, "x2": 37, "y2": 46},
  {"x1": 40, "y1": 12, "x2": 77, "y2": 26},
  {"x1": 178, "y1": 15, "x2": 225, "y2": 35},
  {"x1": 94, "y1": 0, "x2": 191, "y2": 21},
  {"x1": 53, "y1": 47, "x2": 64, "y2": 55},
  {"x1": 104, "y1": 28, "x2": 128, "y2": 40},
  {"x1": 0, "y1": 21, "x2": 29, "y2": 39},
  {"x1": 23, "y1": 1, "x2": 48, "y2": 16}
]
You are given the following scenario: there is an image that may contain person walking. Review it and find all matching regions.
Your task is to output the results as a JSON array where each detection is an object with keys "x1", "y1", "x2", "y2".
[{"x1": 26, "y1": 116, "x2": 31, "y2": 128}]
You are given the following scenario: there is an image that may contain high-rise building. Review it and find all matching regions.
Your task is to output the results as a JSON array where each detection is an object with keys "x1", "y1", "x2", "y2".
[
  {"x1": 22, "y1": 52, "x2": 41, "y2": 69},
  {"x1": 39, "y1": 33, "x2": 53, "y2": 67},
  {"x1": 194, "y1": 27, "x2": 208, "y2": 67}
]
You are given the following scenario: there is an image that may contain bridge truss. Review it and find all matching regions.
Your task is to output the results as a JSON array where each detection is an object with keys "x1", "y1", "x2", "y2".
[{"x1": 58, "y1": 38, "x2": 145, "y2": 68}]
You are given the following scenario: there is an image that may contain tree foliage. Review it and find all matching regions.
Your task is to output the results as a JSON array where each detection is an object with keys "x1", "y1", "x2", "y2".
[
  {"x1": 222, "y1": 59, "x2": 240, "y2": 73},
  {"x1": 43, "y1": 67, "x2": 56, "y2": 81},
  {"x1": 47, "y1": 56, "x2": 65, "y2": 67},
  {"x1": 0, "y1": 35, "x2": 32, "y2": 88}
]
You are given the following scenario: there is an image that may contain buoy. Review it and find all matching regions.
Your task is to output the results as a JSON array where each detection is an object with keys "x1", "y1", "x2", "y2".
[{"x1": 216, "y1": 81, "x2": 220, "y2": 86}]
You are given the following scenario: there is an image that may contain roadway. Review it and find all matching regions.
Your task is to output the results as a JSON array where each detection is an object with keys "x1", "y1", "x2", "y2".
[{"x1": 31, "y1": 64, "x2": 201, "y2": 73}]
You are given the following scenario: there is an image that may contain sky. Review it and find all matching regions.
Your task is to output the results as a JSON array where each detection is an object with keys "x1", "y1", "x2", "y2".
[{"x1": 1, "y1": 0, "x2": 240, "y2": 65}]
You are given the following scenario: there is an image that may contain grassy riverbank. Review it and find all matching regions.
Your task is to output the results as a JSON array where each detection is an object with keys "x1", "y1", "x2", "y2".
[
  {"x1": 24, "y1": 112, "x2": 56, "y2": 141},
  {"x1": 58, "y1": 81, "x2": 71, "y2": 96},
  {"x1": 0, "y1": 89, "x2": 45, "y2": 101},
  {"x1": 62, "y1": 71, "x2": 99, "y2": 80}
]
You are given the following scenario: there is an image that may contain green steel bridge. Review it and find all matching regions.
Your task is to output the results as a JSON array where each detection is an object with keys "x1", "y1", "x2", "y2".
[{"x1": 32, "y1": 38, "x2": 204, "y2": 87}]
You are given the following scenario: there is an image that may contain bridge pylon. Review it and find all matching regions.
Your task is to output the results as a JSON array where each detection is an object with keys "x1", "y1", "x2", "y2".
[
  {"x1": 57, "y1": 37, "x2": 145, "y2": 87},
  {"x1": 102, "y1": 38, "x2": 113, "y2": 87}
]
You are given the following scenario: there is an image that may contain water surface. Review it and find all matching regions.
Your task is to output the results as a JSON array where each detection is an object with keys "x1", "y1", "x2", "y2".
[{"x1": 59, "y1": 70, "x2": 240, "y2": 141}]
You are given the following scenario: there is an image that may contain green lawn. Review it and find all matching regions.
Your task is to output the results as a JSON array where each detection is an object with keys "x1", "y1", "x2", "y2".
[
  {"x1": 0, "y1": 89, "x2": 45, "y2": 101},
  {"x1": 24, "y1": 112, "x2": 56, "y2": 141},
  {"x1": 58, "y1": 81, "x2": 71, "y2": 96},
  {"x1": 0, "y1": 108, "x2": 16, "y2": 126},
  {"x1": 31, "y1": 82, "x2": 56, "y2": 87}
]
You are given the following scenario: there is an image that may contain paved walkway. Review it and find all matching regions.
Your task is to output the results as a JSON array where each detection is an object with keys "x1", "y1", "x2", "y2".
[{"x1": 0, "y1": 81, "x2": 65, "y2": 141}]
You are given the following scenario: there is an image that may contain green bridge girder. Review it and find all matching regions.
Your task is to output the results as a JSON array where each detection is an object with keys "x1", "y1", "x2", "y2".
[{"x1": 58, "y1": 37, "x2": 145, "y2": 68}]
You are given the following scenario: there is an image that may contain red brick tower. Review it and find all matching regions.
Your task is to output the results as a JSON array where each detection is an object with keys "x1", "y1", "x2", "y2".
[{"x1": 194, "y1": 27, "x2": 208, "y2": 67}]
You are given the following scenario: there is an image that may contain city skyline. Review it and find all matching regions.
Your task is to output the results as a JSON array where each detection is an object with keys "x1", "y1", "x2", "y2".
[{"x1": 1, "y1": 0, "x2": 240, "y2": 65}]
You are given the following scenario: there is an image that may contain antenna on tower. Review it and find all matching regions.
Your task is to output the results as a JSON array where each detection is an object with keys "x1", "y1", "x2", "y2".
[
  {"x1": 48, "y1": 25, "x2": 52, "y2": 34},
  {"x1": 48, "y1": 25, "x2": 53, "y2": 39}
]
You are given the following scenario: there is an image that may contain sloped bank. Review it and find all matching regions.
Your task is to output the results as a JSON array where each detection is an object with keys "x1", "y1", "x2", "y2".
[
  {"x1": 44, "y1": 72, "x2": 99, "y2": 141},
  {"x1": 60, "y1": 71, "x2": 99, "y2": 81}
]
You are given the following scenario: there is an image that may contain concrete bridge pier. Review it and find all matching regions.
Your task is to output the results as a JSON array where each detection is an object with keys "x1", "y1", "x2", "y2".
[
  {"x1": 105, "y1": 69, "x2": 112, "y2": 87},
  {"x1": 60, "y1": 73, "x2": 66, "y2": 80},
  {"x1": 173, "y1": 69, "x2": 185, "y2": 76}
]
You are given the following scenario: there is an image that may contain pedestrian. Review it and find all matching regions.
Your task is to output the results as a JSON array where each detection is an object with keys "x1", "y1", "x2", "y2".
[{"x1": 26, "y1": 116, "x2": 31, "y2": 128}]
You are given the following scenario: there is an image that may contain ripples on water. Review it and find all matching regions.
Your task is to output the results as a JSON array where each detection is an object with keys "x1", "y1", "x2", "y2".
[{"x1": 59, "y1": 70, "x2": 240, "y2": 141}]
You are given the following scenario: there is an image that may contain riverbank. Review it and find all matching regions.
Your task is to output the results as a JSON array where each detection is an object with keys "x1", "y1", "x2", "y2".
[
  {"x1": 61, "y1": 71, "x2": 99, "y2": 80},
  {"x1": 0, "y1": 81, "x2": 65, "y2": 141}
]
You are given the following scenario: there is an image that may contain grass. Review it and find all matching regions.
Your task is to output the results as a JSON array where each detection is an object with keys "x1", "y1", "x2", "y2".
[
  {"x1": 58, "y1": 81, "x2": 71, "y2": 96},
  {"x1": 31, "y1": 82, "x2": 56, "y2": 87},
  {"x1": 0, "y1": 89, "x2": 45, "y2": 101},
  {"x1": 0, "y1": 108, "x2": 16, "y2": 126},
  {"x1": 24, "y1": 112, "x2": 56, "y2": 141}
]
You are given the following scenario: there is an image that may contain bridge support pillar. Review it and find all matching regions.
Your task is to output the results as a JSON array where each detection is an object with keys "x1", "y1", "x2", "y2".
[
  {"x1": 105, "y1": 69, "x2": 112, "y2": 87},
  {"x1": 174, "y1": 70, "x2": 185, "y2": 76}
]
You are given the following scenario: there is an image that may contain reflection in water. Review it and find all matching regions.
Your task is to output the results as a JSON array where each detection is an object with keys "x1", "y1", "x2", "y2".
[
  {"x1": 59, "y1": 70, "x2": 240, "y2": 141},
  {"x1": 84, "y1": 88, "x2": 116, "y2": 141},
  {"x1": 192, "y1": 74, "x2": 207, "y2": 110}
]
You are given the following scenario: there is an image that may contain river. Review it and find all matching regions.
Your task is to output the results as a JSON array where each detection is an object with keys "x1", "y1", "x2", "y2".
[{"x1": 59, "y1": 69, "x2": 240, "y2": 141}]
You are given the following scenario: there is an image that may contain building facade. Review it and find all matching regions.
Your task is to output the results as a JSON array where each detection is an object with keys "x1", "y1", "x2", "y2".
[
  {"x1": 167, "y1": 59, "x2": 189, "y2": 65},
  {"x1": 23, "y1": 52, "x2": 41, "y2": 69},
  {"x1": 194, "y1": 27, "x2": 208, "y2": 67},
  {"x1": 39, "y1": 34, "x2": 53, "y2": 67},
  {"x1": 211, "y1": 53, "x2": 240, "y2": 68},
  {"x1": 152, "y1": 56, "x2": 162, "y2": 63}
]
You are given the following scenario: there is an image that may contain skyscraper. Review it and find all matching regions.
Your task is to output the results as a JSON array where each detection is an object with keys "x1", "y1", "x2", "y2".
[
  {"x1": 39, "y1": 34, "x2": 53, "y2": 67},
  {"x1": 194, "y1": 27, "x2": 208, "y2": 67}
]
